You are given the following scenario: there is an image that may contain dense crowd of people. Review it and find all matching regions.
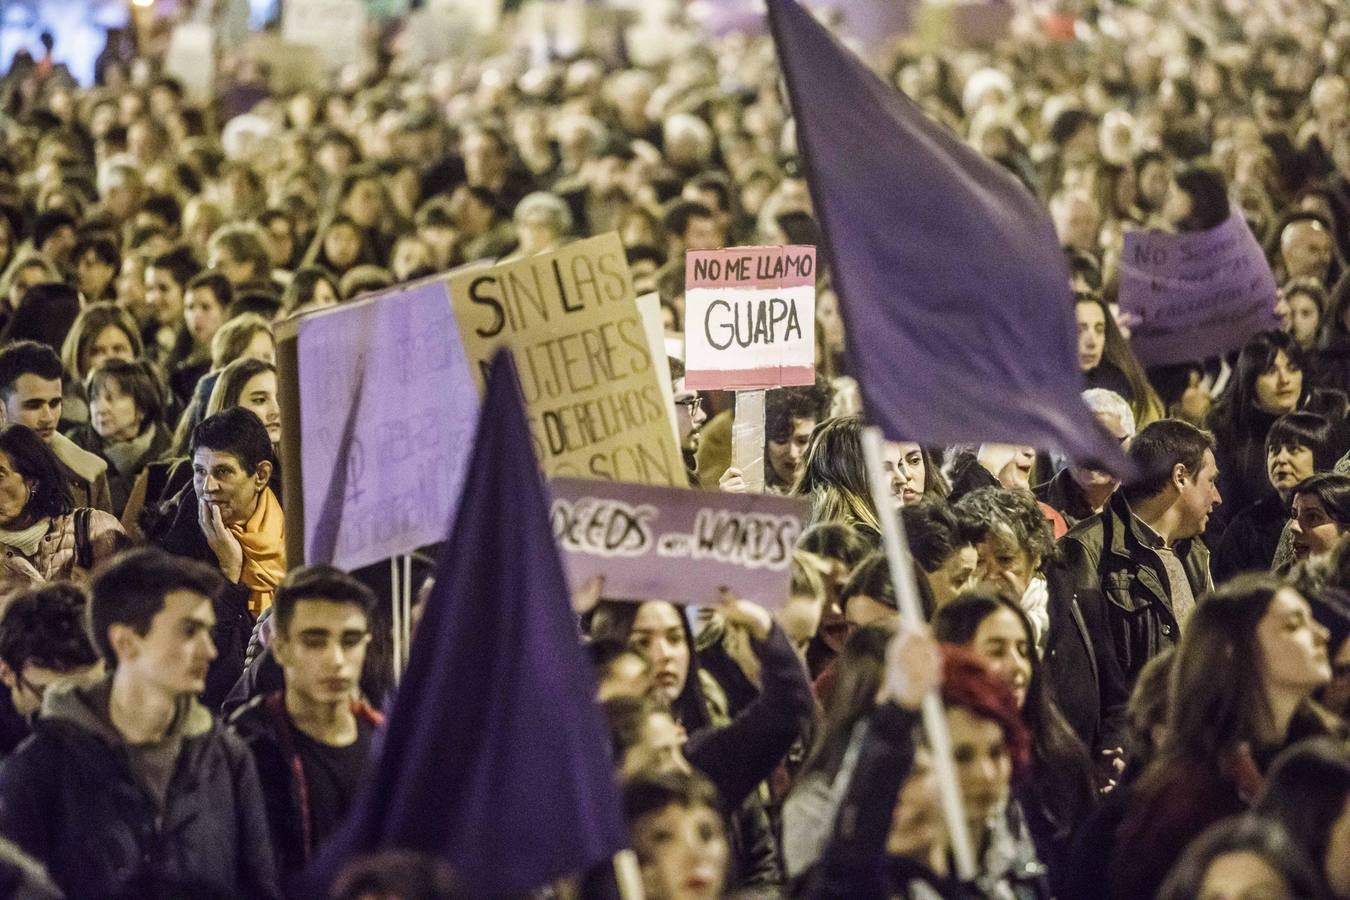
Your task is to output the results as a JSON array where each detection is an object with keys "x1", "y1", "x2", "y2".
[{"x1": 0, "y1": 0, "x2": 1348, "y2": 897}]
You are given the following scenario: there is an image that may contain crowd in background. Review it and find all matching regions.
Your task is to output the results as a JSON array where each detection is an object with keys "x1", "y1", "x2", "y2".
[{"x1": 0, "y1": 0, "x2": 1346, "y2": 897}]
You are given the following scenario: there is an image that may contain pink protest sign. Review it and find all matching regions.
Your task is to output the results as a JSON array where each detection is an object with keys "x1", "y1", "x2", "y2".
[
  {"x1": 1119, "y1": 210, "x2": 1279, "y2": 366},
  {"x1": 683, "y1": 245, "x2": 817, "y2": 390},
  {"x1": 548, "y1": 477, "x2": 808, "y2": 610}
]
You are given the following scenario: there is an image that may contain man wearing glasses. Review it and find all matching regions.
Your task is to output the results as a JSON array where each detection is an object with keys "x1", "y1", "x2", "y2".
[
  {"x1": 669, "y1": 357, "x2": 707, "y2": 484},
  {"x1": 0, "y1": 583, "x2": 101, "y2": 758}
]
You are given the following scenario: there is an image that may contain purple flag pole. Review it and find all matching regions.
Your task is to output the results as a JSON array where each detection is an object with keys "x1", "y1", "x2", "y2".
[{"x1": 861, "y1": 426, "x2": 977, "y2": 879}]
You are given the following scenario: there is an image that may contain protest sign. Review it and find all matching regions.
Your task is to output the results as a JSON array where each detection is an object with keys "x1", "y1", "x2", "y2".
[
  {"x1": 277, "y1": 277, "x2": 479, "y2": 571},
  {"x1": 684, "y1": 245, "x2": 816, "y2": 391},
  {"x1": 281, "y1": 0, "x2": 368, "y2": 71},
  {"x1": 447, "y1": 234, "x2": 687, "y2": 486},
  {"x1": 1119, "y1": 209, "x2": 1280, "y2": 366},
  {"x1": 548, "y1": 478, "x2": 808, "y2": 610}
]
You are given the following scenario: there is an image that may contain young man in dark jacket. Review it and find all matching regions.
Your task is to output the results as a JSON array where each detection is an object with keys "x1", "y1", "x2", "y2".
[
  {"x1": 230, "y1": 565, "x2": 383, "y2": 879},
  {"x1": 1051, "y1": 419, "x2": 1219, "y2": 753},
  {"x1": 0, "y1": 548, "x2": 280, "y2": 898}
]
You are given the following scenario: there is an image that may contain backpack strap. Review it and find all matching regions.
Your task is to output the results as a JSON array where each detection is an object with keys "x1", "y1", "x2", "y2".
[{"x1": 74, "y1": 508, "x2": 92, "y2": 570}]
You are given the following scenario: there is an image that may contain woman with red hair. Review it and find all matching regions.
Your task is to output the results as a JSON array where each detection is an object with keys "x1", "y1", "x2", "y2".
[{"x1": 791, "y1": 626, "x2": 1048, "y2": 898}]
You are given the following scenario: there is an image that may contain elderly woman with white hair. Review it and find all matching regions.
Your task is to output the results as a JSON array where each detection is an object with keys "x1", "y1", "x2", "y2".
[
  {"x1": 1034, "y1": 388, "x2": 1137, "y2": 527},
  {"x1": 507, "y1": 192, "x2": 574, "y2": 259}
]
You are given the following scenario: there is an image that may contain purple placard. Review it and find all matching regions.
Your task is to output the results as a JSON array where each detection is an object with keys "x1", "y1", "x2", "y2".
[
  {"x1": 548, "y1": 478, "x2": 808, "y2": 610},
  {"x1": 1119, "y1": 209, "x2": 1280, "y2": 366},
  {"x1": 296, "y1": 277, "x2": 479, "y2": 570}
]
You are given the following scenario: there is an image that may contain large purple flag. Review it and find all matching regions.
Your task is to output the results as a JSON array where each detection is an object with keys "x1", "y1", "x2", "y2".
[
  {"x1": 306, "y1": 350, "x2": 628, "y2": 897},
  {"x1": 766, "y1": 0, "x2": 1128, "y2": 472}
]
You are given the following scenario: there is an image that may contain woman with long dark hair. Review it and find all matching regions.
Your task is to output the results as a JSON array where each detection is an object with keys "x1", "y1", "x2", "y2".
[
  {"x1": 1109, "y1": 575, "x2": 1338, "y2": 899},
  {"x1": 932, "y1": 592, "x2": 1097, "y2": 896}
]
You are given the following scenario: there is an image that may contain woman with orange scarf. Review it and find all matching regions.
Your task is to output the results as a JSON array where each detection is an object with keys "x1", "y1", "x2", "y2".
[{"x1": 154, "y1": 407, "x2": 285, "y2": 708}]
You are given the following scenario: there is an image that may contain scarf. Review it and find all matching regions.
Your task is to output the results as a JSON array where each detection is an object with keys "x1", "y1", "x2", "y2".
[
  {"x1": 229, "y1": 487, "x2": 285, "y2": 617},
  {"x1": 0, "y1": 518, "x2": 51, "y2": 558},
  {"x1": 103, "y1": 424, "x2": 159, "y2": 476}
]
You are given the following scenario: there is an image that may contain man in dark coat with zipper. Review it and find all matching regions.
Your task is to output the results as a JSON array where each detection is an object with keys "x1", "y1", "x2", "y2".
[
  {"x1": 0, "y1": 548, "x2": 279, "y2": 898},
  {"x1": 230, "y1": 565, "x2": 383, "y2": 880},
  {"x1": 1051, "y1": 419, "x2": 1220, "y2": 753}
]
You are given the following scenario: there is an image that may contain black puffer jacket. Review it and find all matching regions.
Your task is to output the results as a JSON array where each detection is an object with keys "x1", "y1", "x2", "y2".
[{"x1": 0, "y1": 678, "x2": 280, "y2": 899}]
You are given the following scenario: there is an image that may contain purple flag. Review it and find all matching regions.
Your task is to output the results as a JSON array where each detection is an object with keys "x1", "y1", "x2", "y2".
[
  {"x1": 766, "y1": 0, "x2": 1129, "y2": 472},
  {"x1": 307, "y1": 350, "x2": 628, "y2": 897}
]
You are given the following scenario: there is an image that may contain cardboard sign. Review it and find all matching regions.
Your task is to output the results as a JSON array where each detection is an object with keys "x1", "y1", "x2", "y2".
[
  {"x1": 278, "y1": 278, "x2": 480, "y2": 570},
  {"x1": 684, "y1": 245, "x2": 816, "y2": 390},
  {"x1": 447, "y1": 234, "x2": 687, "y2": 486},
  {"x1": 1119, "y1": 210, "x2": 1280, "y2": 366},
  {"x1": 548, "y1": 478, "x2": 808, "y2": 610},
  {"x1": 281, "y1": 0, "x2": 368, "y2": 71}
]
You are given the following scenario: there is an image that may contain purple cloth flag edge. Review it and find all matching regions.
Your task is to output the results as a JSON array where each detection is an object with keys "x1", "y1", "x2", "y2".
[
  {"x1": 301, "y1": 348, "x2": 628, "y2": 898},
  {"x1": 766, "y1": 0, "x2": 1132, "y2": 475}
]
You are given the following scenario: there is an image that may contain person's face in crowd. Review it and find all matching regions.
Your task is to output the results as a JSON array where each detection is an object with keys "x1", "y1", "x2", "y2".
[
  {"x1": 192, "y1": 447, "x2": 269, "y2": 526},
  {"x1": 263, "y1": 218, "x2": 296, "y2": 268},
  {"x1": 1195, "y1": 851, "x2": 1292, "y2": 900},
  {"x1": 112, "y1": 589, "x2": 217, "y2": 697},
  {"x1": 463, "y1": 131, "x2": 507, "y2": 187},
  {"x1": 274, "y1": 599, "x2": 370, "y2": 707},
  {"x1": 76, "y1": 248, "x2": 115, "y2": 301},
  {"x1": 887, "y1": 746, "x2": 943, "y2": 858},
  {"x1": 1076, "y1": 300, "x2": 1107, "y2": 371},
  {"x1": 184, "y1": 285, "x2": 226, "y2": 347},
  {"x1": 209, "y1": 247, "x2": 257, "y2": 288},
  {"x1": 316, "y1": 140, "x2": 354, "y2": 179},
  {"x1": 684, "y1": 186, "x2": 731, "y2": 243},
  {"x1": 628, "y1": 601, "x2": 690, "y2": 704},
  {"x1": 1053, "y1": 194, "x2": 1100, "y2": 252},
  {"x1": 1291, "y1": 493, "x2": 1347, "y2": 559},
  {"x1": 768, "y1": 417, "x2": 815, "y2": 489},
  {"x1": 1137, "y1": 159, "x2": 1171, "y2": 212},
  {"x1": 976, "y1": 533, "x2": 1038, "y2": 597},
  {"x1": 237, "y1": 371, "x2": 282, "y2": 445},
  {"x1": 927, "y1": 544, "x2": 979, "y2": 609},
  {"x1": 883, "y1": 441, "x2": 926, "y2": 508},
  {"x1": 1257, "y1": 587, "x2": 1330, "y2": 698},
  {"x1": 631, "y1": 801, "x2": 728, "y2": 900},
  {"x1": 299, "y1": 278, "x2": 339, "y2": 316},
  {"x1": 1326, "y1": 794, "x2": 1350, "y2": 899},
  {"x1": 8, "y1": 262, "x2": 54, "y2": 311},
  {"x1": 324, "y1": 223, "x2": 362, "y2": 271},
  {"x1": 392, "y1": 238, "x2": 432, "y2": 281},
  {"x1": 1267, "y1": 442, "x2": 1315, "y2": 492},
  {"x1": 89, "y1": 381, "x2": 143, "y2": 443},
  {"x1": 682, "y1": 215, "x2": 723, "y2": 253},
  {"x1": 620, "y1": 709, "x2": 690, "y2": 779},
  {"x1": 0, "y1": 657, "x2": 97, "y2": 718},
  {"x1": 991, "y1": 445, "x2": 1036, "y2": 490},
  {"x1": 3, "y1": 374, "x2": 62, "y2": 443},
  {"x1": 947, "y1": 705, "x2": 1011, "y2": 834},
  {"x1": 970, "y1": 607, "x2": 1031, "y2": 709},
  {"x1": 1174, "y1": 449, "x2": 1222, "y2": 538},
  {"x1": 517, "y1": 209, "x2": 561, "y2": 257},
  {"x1": 672, "y1": 379, "x2": 706, "y2": 450},
  {"x1": 241, "y1": 329, "x2": 276, "y2": 365},
  {"x1": 1254, "y1": 351, "x2": 1303, "y2": 415},
  {"x1": 0, "y1": 450, "x2": 35, "y2": 529},
  {"x1": 844, "y1": 593, "x2": 898, "y2": 632},
  {"x1": 816, "y1": 289, "x2": 845, "y2": 354},
  {"x1": 39, "y1": 224, "x2": 76, "y2": 267},
  {"x1": 343, "y1": 178, "x2": 384, "y2": 230},
  {"x1": 144, "y1": 266, "x2": 185, "y2": 327},
  {"x1": 419, "y1": 223, "x2": 457, "y2": 269},
  {"x1": 597, "y1": 650, "x2": 650, "y2": 702},
  {"x1": 1274, "y1": 288, "x2": 1292, "y2": 331},
  {"x1": 1282, "y1": 221, "x2": 1334, "y2": 281},
  {"x1": 1072, "y1": 410, "x2": 1128, "y2": 499}
]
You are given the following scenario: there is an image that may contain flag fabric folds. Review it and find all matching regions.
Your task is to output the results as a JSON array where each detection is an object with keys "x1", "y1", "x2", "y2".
[
  {"x1": 307, "y1": 349, "x2": 629, "y2": 898},
  {"x1": 766, "y1": 0, "x2": 1129, "y2": 473}
]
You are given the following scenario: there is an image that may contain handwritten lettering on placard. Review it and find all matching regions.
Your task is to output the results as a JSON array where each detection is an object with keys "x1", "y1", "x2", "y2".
[
  {"x1": 294, "y1": 278, "x2": 479, "y2": 570},
  {"x1": 684, "y1": 245, "x2": 817, "y2": 390},
  {"x1": 547, "y1": 478, "x2": 808, "y2": 609},
  {"x1": 1119, "y1": 210, "x2": 1279, "y2": 366},
  {"x1": 448, "y1": 234, "x2": 685, "y2": 486}
]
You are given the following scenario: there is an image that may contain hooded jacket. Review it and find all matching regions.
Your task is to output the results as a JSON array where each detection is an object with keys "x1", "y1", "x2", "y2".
[
  {"x1": 49, "y1": 430, "x2": 113, "y2": 514},
  {"x1": 229, "y1": 691, "x2": 383, "y2": 877},
  {"x1": 0, "y1": 677, "x2": 280, "y2": 899}
]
